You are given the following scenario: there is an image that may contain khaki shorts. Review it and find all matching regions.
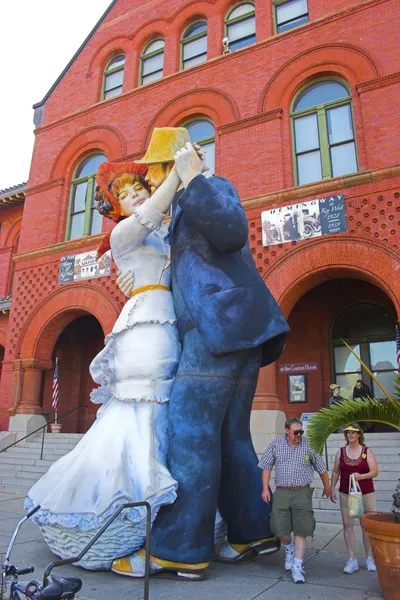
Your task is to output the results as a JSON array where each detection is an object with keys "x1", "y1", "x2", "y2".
[
  {"x1": 270, "y1": 486, "x2": 316, "y2": 537},
  {"x1": 339, "y1": 491, "x2": 376, "y2": 521}
]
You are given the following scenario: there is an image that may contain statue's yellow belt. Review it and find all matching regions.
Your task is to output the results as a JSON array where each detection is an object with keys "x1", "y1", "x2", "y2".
[{"x1": 130, "y1": 284, "x2": 170, "y2": 298}]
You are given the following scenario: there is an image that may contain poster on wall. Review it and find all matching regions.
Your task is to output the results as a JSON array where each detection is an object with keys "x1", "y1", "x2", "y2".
[
  {"x1": 288, "y1": 374, "x2": 307, "y2": 403},
  {"x1": 261, "y1": 194, "x2": 347, "y2": 247},
  {"x1": 59, "y1": 250, "x2": 111, "y2": 284}
]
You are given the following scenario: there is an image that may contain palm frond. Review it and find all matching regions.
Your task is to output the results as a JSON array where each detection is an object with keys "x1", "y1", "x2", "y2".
[
  {"x1": 340, "y1": 339, "x2": 395, "y2": 404},
  {"x1": 307, "y1": 398, "x2": 400, "y2": 455}
]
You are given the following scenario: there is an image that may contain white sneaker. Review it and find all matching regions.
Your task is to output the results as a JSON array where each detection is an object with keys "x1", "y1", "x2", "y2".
[
  {"x1": 343, "y1": 558, "x2": 359, "y2": 574},
  {"x1": 366, "y1": 557, "x2": 377, "y2": 572},
  {"x1": 291, "y1": 564, "x2": 305, "y2": 583},
  {"x1": 284, "y1": 550, "x2": 295, "y2": 570}
]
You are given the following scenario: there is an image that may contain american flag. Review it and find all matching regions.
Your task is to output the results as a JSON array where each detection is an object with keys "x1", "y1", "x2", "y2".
[
  {"x1": 52, "y1": 357, "x2": 59, "y2": 411},
  {"x1": 396, "y1": 325, "x2": 400, "y2": 373}
]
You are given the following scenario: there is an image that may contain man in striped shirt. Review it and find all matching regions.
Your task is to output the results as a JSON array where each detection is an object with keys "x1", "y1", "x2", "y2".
[{"x1": 259, "y1": 417, "x2": 330, "y2": 584}]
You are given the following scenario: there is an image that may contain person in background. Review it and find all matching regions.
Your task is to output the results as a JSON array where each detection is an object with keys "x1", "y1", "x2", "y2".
[
  {"x1": 352, "y1": 379, "x2": 372, "y2": 399},
  {"x1": 330, "y1": 423, "x2": 378, "y2": 574},
  {"x1": 259, "y1": 418, "x2": 331, "y2": 584},
  {"x1": 328, "y1": 383, "x2": 345, "y2": 405}
]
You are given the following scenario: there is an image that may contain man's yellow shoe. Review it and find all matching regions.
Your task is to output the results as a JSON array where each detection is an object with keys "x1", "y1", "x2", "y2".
[
  {"x1": 216, "y1": 537, "x2": 280, "y2": 563},
  {"x1": 111, "y1": 549, "x2": 209, "y2": 580}
]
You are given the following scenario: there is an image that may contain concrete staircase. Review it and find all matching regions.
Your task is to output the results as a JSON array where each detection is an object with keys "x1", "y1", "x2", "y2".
[
  {"x1": 1, "y1": 432, "x2": 399, "y2": 524},
  {"x1": 0, "y1": 433, "x2": 84, "y2": 500}
]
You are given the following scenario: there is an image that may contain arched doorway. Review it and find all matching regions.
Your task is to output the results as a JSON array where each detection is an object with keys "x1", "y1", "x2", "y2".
[
  {"x1": 41, "y1": 315, "x2": 104, "y2": 433},
  {"x1": 276, "y1": 278, "x2": 397, "y2": 419}
]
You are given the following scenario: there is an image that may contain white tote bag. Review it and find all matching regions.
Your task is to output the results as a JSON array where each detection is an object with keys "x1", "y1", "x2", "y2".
[{"x1": 348, "y1": 473, "x2": 364, "y2": 518}]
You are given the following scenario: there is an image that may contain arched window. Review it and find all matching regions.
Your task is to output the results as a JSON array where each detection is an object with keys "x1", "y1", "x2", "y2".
[
  {"x1": 291, "y1": 79, "x2": 358, "y2": 186},
  {"x1": 67, "y1": 153, "x2": 107, "y2": 241},
  {"x1": 185, "y1": 119, "x2": 216, "y2": 176},
  {"x1": 274, "y1": 0, "x2": 309, "y2": 33},
  {"x1": 225, "y1": 3, "x2": 256, "y2": 51},
  {"x1": 102, "y1": 54, "x2": 125, "y2": 100},
  {"x1": 140, "y1": 39, "x2": 165, "y2": 85},
  {"x1": 331, "y1": 303, "x2": 397, "y2": 399},
  {"x1": 181, "y1": 21, "x2": 208, "y2": 69}
]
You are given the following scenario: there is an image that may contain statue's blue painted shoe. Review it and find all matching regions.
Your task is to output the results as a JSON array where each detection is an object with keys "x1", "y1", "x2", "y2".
[
  {"x1": 216, "y1": 537, "x2": 280, "y2": 563},
  {"x1": 112, "y1": 549, "x2": 209, "y2": 580}
]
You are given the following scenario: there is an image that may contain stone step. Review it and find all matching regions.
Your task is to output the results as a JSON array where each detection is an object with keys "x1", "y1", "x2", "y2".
[
  {"x1": 0, "y1": 465, "x2": 48, "y2": 476},
  {"x1": 0, "y1": 485, "x2": 30, "y2": 496},
  {"x1": 24, "y1": 439, "x2": 83, "y2": 448},
  {"x1": 2, "y1": 448, "x2": 66, "y2": 460},
  {"x1": 0, "y1": 476, "x2": 38, "y2": 487}
]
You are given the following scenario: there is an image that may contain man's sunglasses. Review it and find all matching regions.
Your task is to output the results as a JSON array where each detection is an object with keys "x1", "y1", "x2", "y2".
[{"x1": 293, "y1": 430, "x2": 304, "y2": 436}]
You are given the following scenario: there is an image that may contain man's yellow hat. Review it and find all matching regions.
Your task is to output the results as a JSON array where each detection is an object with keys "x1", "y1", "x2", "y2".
[{"x1": 136, "y1": 127, "x2": 190, "y2": 164}]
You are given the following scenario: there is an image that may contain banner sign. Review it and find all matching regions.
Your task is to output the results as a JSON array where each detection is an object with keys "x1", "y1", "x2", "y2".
[
  {"x1": 261, "y1": 194, "x2": 347, "y2": 247},
  {"x1": 59, "y1": 250, "x2": 111, "y2": 284},
  {"x1": 279, "y1": 362, "x2": 318, "y2": 373}
]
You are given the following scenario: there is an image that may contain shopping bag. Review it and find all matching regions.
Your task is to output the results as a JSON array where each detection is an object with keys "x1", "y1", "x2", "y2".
[{"x1": 348, "y1": 473, "x2": 364, "y2": 518}]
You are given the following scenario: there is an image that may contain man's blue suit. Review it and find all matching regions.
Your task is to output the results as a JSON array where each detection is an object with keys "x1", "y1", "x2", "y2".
[{"x1": 151, "y1": 174, "x2": 290, "y2": 564}]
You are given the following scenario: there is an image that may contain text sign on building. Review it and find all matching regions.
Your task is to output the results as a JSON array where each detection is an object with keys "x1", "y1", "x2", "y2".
[
  {"x1": 59, "y1": 250, "x2": 111, "y2": 284},
  {"x1": 261, "y1": 194, "x2": 347, "y2": 247},
  {"x1": 279, "y1": 362, "x2": 318, "y2": 373}
]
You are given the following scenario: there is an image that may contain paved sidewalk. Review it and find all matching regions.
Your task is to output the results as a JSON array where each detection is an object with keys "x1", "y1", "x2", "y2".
[{"x1": 0, "y1": 495, "x2": 384, "y2": 600}]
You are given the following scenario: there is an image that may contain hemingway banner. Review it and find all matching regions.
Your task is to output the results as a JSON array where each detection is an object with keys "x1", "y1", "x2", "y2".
[
  {"x1": 261, "y1": 194, "x2": 347, "y2": 247},
  {"x1": 59, "y1": 250, "x2": 111, "y2": 284}
]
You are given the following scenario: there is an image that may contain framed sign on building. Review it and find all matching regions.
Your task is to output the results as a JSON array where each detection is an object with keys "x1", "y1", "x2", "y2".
[{"x1": 288, "y1": 374, "x2": 307, "y2": 403}]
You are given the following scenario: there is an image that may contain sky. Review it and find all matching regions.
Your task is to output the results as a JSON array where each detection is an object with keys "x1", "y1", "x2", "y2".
[{"x1": 0, "y1": 1, "x2": 112, "y2": 192}]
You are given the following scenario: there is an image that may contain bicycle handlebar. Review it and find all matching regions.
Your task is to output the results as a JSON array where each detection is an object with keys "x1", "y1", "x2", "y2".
[{"x1": 17, "y1": 567, "x2": 35, "y2": 576}]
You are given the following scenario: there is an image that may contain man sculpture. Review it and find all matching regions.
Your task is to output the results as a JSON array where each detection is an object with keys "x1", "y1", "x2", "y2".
[{"x1": 112, "y1": 127, "x2": 290, "y2": 580}]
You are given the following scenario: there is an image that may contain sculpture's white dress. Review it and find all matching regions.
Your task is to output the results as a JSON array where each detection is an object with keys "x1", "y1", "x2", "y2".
[{"x1": 25, "y1": 203, "x2": 180, "y2": 570}]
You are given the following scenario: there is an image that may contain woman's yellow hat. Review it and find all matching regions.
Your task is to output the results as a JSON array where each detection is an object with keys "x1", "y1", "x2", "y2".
[
  {"x1": 343, "y1": 425, "x2": 361, "y2": 432},
  {"x1": 136, "y1": 127, "x2": 190, "y2": 164}
]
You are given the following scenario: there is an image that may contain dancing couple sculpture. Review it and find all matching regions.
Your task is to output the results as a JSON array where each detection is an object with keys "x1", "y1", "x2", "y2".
[{"x1": 26, "y1": 127, "x2": 290, "y2": 580}]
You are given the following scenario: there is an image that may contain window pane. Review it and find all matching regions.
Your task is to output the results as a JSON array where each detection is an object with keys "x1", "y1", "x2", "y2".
[
  {"x1": 184, "y1": 22, "x2": 207, "y2": 38},
  {"x1": 183, "y1": 54, "x2": 207, "y2": 68},
  {"x1": 105, "y1": 70, "x2": 124, "y2": 92},
  {"x1": 183, "y1": 36, "x2": 207, "y2": 60},
  {"x1": 200, "y1": 141, "x2": 215, "y2": 176},
  {"x1": 90, "y1": 208, "x2": 103, "y2": 236},
  {"x1": 69, "y1": 213, "x2": 85, "y2": 240},
  {"x1": 104, "y1": 86, "x2": 122, "y2": 99},
  {"x1": 229, "y1": 34, "x2": 256, "y2": 50},
  {"x1": 294, "y1": 114, "x2": 319, "y2": 153},
  {"x1": 372, "y1": 371, "x2": 397, "y2": 399},
  {"x1": 72, "y1": 182, "x2": 88, "y2": 212},
  {"x1": 370, "y1": 341, "x2": 397, "y2": 371},
  {"x1": 107, "y1": 55, "x2": 125, "y2": 70},
  {"x1": 228, "y1": 16, "x2": 255, "y2": 42},
  {"x1": 294, "y1": 81, "x2": 350, "y2": 112},
  {"x1": 142, "y1": 70, "x2": 163, "y2": 85},
  {"x1": 276, "y1": 0, "x2": 308, "y2": 25},
  {"x1": 186, "y1": 120, "x2": 215, "y2": 141},
  {"x1": 334, "y1": 344, "x2": 361, "y2": 373},
  {"x1": 144, "y1": 39, "x2": 164, "y2": 55},
  {"x1": 327, "y1": 104, "x2": 354, "y2": 145},
  {"x1": 297, "y1": 150, "x2": 322, "y2": 185},
  {"x1": 142, "y1": 53, "x2": 164, "y2": 76},
  {"x1": 76, "y1": 154, "x2": 107, "y2": 178},
  {"x1": 336, "y1": 373, "x2": 362, "y2": 400},
  {"x1": 229, "y1": 3, "x2": 255, "y2": 20},
  {"x1": 277, "y1": 14, "x2": 309, "y2": 32},
  {"x1": 331, "y1": 142, "x2": 357, "y2": 177}
]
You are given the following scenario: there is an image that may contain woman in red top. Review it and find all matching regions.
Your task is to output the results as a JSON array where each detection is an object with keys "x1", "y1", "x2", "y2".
[{"x1": 330, "y1": 423, "x2": 378, "y2": 575}]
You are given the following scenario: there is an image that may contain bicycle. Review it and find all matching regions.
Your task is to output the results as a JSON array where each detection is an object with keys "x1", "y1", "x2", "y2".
[
  {"x1": 1, "y1": 505, "x2": 82, "y2": 599},
  {"x1": 2, "y1": 501, "x2": 151, "y2": 600}
]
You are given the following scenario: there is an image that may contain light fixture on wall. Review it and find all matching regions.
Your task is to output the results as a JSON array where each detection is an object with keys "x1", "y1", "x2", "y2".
[{"x1": 222, "y1": 37, "x2": 231, "y2": 53}]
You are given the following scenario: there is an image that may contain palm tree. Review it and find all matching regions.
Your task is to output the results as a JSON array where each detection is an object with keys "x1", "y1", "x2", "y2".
[{"x1": 307, "y1": 341, "x2": 400, "y2": 523}]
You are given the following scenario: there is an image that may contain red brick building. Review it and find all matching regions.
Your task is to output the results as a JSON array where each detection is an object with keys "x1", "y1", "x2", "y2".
[{"x1": 1, "y1": 0, "x2": 399, "y2": 448}]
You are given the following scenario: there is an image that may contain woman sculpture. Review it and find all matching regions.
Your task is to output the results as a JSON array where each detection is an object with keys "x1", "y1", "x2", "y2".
[
  {"x1": 25, "y1": 160, "x2": 185, "y2": 570},
  {"x1": 330, "y1": 423, "x2": 378, "y2": 574}
]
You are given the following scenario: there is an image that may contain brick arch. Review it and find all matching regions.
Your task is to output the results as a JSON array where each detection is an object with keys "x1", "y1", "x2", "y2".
[
  {"x1": 142, "y1": 89, "x2": 239, "y2": 147},
  {"x1": 130, "y1": 20, "x2": 169, "y2": 56},
  {"x1": 170, "y1": 1, "x2": 215, "y2": 34},
  {"x1": 4, "y1": 217, "x2": 22, "y2": 248},
  {"x1": 264, "y1": 237, "x2": 400, "y2": 320},
  {"x1": 86, "y1": 36, "x2": 132, "y2": 78},
  {"x1": 18, "y1": 285, "x2": 119, "y2": 362},
  {"x1": 51, "y1": 125, "x2": 127, "y2": 180},
  {"x1": 259, "y1": 44, "x2": 381, "y2": 113},
  {"x1": 0, "y1": 328, "x2": 7, "y2": 348}
]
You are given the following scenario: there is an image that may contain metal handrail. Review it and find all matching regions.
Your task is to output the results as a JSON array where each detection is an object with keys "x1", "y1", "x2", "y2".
[{"x1": 0, "y1": 405, "x2": 89, "y2": 458}]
